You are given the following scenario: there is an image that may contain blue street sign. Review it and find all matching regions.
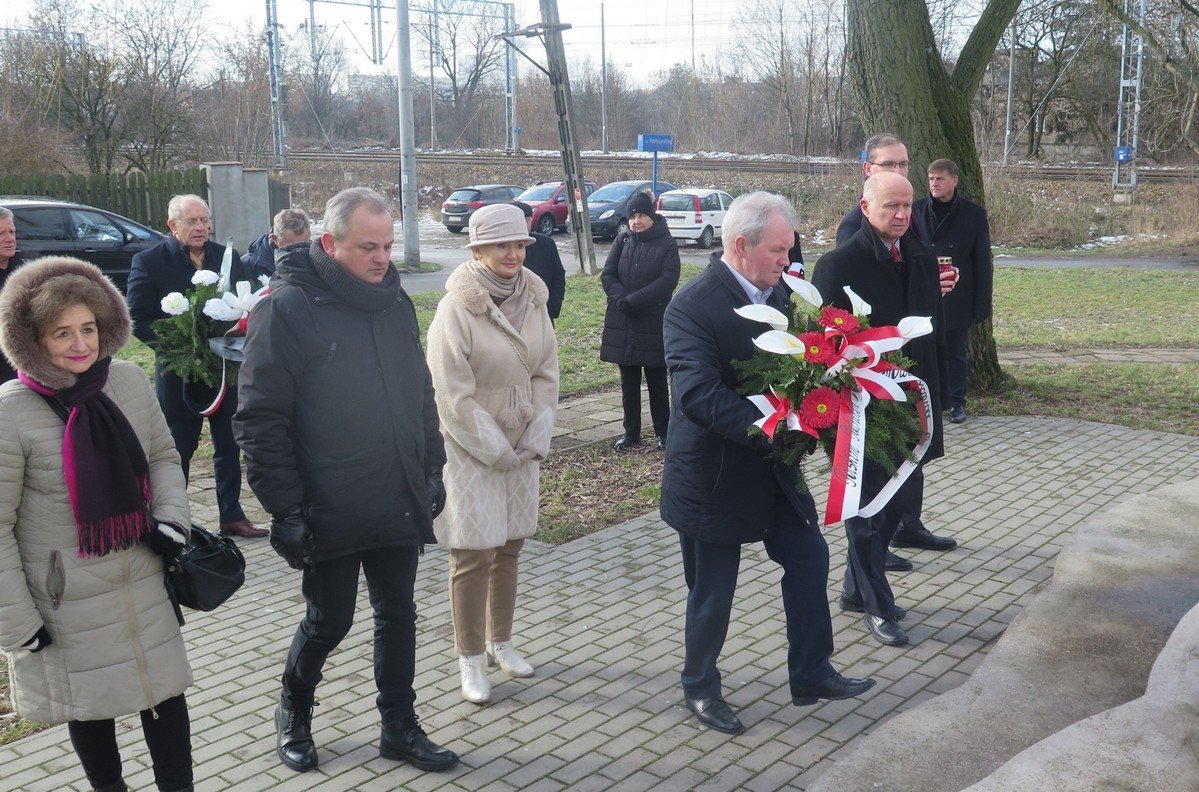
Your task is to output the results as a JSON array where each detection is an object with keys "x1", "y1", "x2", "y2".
[
  {"x1": 638, "y1": 134, "x2": 674, "y2": 153},
  {"x1": 1115, "y1": 146, "x2": 1133, "y2": 162}
]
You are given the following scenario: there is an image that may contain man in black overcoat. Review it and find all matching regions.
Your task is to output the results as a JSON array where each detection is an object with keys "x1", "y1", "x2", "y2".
[
  {"x1": 511, "y1": 201, "x2": 566, "y2": 322},
  {"x1": 126, "y1": 194, "x2": 266, "y2": 538},
  {"x1": 0, "y1": 207, "x2": 25, "y2": 383},
  {"x1": 662, "y1": 191, "x2": 875, "y2": 736},
  {"x1": 914, "y1": 158, "x2": 993, "y2": 424},
  {"x1": 812, "y1": 172, "x2": 950, "y2": 647}
]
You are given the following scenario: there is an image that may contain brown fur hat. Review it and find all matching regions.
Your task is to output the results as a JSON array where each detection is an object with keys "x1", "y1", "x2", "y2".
[{"x1": 0, "y1": 257, "x2": 131, "y2": 390}]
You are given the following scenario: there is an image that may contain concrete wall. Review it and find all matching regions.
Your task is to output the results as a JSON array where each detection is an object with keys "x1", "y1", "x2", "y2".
[{"x1": 201, "y1": 162, "x2": 272, "y2": 252}]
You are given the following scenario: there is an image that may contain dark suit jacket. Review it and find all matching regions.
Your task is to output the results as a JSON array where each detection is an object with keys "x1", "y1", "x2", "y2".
[
  {"x1": 914, "y1": 193, "x2": 993, "y2": 331},
  {"x1": 0, "y1": 255, "x2": 24, "y2": 382},
  {"x1": 812, "y1": 221, "x2": 948, "y2": 461},
  {"x1": 661, "y1": 253, "x2": 820, "y2": 545},
  {"x1": 127, "y1": 236, "x2": 250, "y2": 343}
]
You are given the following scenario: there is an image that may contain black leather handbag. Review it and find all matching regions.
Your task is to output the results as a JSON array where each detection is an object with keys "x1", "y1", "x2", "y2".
[{"x1": 165, "y1": 524, "x2": 246, "y2": 612}]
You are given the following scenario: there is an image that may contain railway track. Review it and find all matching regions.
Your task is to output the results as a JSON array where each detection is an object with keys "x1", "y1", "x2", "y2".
[{"x1": 286, "y1": 149, "x2": 1198, "y2": 183}]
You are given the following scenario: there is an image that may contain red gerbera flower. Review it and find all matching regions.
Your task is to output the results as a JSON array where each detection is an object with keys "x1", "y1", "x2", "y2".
[
  {"x1": 798, "y1": 331, "x2": 837, "y2": 365},
  {"x1": 800, "y1": 386, "x2": 840, "y2": 429},
  {"x1": 818, "y1": 306, "x2": 859, "y2": 334}
]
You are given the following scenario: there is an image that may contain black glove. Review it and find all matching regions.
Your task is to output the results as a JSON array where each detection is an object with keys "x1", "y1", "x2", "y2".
[
  {"x1": 147, "y1": 522, "x2": 189, "y2": 559},
  {"x1": 427, "y1": 472, "x2": 446, "y2": 520},
  {"x1": 270, "y1": 509, "x2": 312, "y2": 570},
  {"x1": 22, "y1": 625, "x2": 52, "y2": 653},
  {"x1": 615, "y1": 296, "x2": 632, "y2": 315}
]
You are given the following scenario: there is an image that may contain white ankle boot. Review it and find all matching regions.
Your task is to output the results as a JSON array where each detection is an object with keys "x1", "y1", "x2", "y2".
[
  {"x1": 458, "y1": 654, "x2": 490, "y2": 704},
  {"x1": 486, "y1": 640, "x2": 535, "y2": 678}
]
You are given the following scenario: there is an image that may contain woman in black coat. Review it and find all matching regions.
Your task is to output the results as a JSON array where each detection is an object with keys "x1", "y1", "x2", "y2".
[{"x1": 600, "y1": 192, "x2": 681, "y2": 450}]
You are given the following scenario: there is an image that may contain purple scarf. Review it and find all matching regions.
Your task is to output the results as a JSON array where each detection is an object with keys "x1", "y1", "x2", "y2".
[{"x1": 19, "y1": 358, "x2": 153, "y2": 557}]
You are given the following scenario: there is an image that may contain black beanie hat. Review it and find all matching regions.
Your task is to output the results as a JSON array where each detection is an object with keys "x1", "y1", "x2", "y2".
[{"x1": 627, "y1": 192, "x2": 661, "y2": 221}]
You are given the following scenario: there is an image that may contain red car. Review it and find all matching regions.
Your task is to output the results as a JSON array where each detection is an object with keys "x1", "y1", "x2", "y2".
[{"x1": 514, "y1": 180, "x2": 597, "y2": 235}]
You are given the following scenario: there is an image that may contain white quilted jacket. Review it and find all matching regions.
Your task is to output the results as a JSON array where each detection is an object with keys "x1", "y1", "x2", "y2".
[
  {"x1": 427, "y1": 265, "x2": 559, "y2": 550},
  {"x1": 0, "y1": 360, "x2": 193, "y2": 723}
]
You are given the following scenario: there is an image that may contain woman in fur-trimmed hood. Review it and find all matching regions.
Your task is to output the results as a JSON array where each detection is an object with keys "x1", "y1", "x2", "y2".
[
  {"x1": 0, "y1": 257, "x2": 195, "y2": 791},
  {"x1": 426, "y1": 203, "x2": 559, "y2": 707}
]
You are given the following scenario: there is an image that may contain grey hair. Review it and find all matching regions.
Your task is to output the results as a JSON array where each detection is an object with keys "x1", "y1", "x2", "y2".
[
  {"x1": 0, "y1": 207, "x2": 13, "y2": 222},
  {"x1": 323, "y1": 188, "x2": 390, "y2": 239},
  {"x1": 721, "y1": 191, "x2": 799, "y2": 250},
  {"x1": 167, "y1": 194, "x2": 209, "y2": 221},
  {"x1": 273, "y1": 208, "x2": 310, "y2": 238},
  {"x1": 864, "y1": 133, "x2": 906, "y2": 160}
]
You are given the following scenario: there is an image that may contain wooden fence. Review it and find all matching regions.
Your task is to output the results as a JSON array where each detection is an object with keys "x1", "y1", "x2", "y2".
[{"x1": 0, "y1": 170, "x2": 208, "y2": 231}]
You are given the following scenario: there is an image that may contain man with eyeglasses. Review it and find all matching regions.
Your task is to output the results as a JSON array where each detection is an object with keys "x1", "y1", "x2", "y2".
[
  {"x1": 828, "y1": 134, "x2": 958, "y2": 572},
  {"x1": 127, "y1": 193, "x2": 268, "y2": 539}
]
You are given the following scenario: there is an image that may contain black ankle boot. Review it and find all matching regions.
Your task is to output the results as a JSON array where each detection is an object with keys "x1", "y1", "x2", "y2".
[
  {"x1": 275, "y1": 702, "x2": 319, "y2": 772},
  {"x1": 93, "y1": 782, "x2": 128, "y2": 792},
  {"x1": 380, "y1": 717, "x2": 459, "y2": 771}
]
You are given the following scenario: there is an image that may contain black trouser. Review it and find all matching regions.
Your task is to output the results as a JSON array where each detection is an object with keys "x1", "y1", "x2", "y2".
[
  {"x1": 281, "y1": 545, "x2": 420, "y2": 723},
  {"x1": 155, "y1": 365, "x2": 246, "y2": 524},
  {"x1": 678, "y1": 493, "x2": 835, "y2": 700},
  {"x1": 618, "y1": 364, "x2": 670, "y2": 438},
  {"x1": 843, "y1": 462, "x2": 903, "y2": 618},
  {"x1": 946, "y1": 328, "x2": 969, "y2": 409},
  {"x1": 67, "y1": 693, "x2": 192, "y2": 791}
]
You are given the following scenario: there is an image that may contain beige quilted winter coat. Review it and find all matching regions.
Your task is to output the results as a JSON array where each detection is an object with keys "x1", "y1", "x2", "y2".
[
  {"x1": 0, "y1": 257, "x2": 192, "y2": 724},
  {"x1": 427, "y1": 264, "x2": 559, "y2": 550}
]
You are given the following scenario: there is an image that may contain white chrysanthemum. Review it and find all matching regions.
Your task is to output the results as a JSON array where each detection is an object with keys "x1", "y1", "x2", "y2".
[
  {"x1": 160, "y1": 292, "x2": 189, "y2": 315},
  {"x1": 191, "y1": 269, "x2": 220, "y2": 286}
]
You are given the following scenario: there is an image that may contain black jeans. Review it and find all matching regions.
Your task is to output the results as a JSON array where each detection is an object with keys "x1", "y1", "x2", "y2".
[
  {"x1": 281, "y1": 545, "x2": 420, "y2": 723},
  {"x1": 679, "y1": 492, "x2": 835, "y2": 700},
  {"x1": 67, "y1": 693, "x2": 192, "y2": 791},
  {"x1": 156, "y1": 365, "x2": 246, "y2": 524},
  {"x1": 618, "y1": 364, "x2": 670, "y2": 438}
]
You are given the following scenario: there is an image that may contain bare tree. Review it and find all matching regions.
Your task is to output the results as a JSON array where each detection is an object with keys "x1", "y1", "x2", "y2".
[
  {"x1": 194, "y1": 23, "x2": 274, "y2": 167},
  {"x1": 286, "y1": 23, "x2": 353, "y2": 142}
]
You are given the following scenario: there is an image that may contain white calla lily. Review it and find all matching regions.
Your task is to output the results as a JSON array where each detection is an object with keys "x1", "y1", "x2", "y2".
[
  {"x1": 258, "y1": 274, "x2": 271, "y2": 289},
  {"x1": 191, "y1": 269, "x2": 220, "y2": 286},
  {"x1": 734, "y1": 304, "x2": 789, "y2": 331},
  {"x1": 782, "y1": 273, "x2": 822, "y2": 307},
  {"x1": 202, "y1": 298, "x2": 243, "y2": 322},
  {"x1": 752, "y1": 330, "x2": 807, "y2": 355},
  {"x1": 160, "y1": 292, "x2": 189, "y2": 315},
  {"x1": 898, "y1": 316, "x2": 933, "y2": 340},
  {"x1": 843, "y1": 286, "x2": 872, "y2": 317},
  {"x1": 219, "y1": 280, "x2": 262, "y2": 315}
]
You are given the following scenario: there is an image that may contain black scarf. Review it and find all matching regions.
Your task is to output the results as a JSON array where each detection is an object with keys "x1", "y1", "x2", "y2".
[{"x1": 308, "y1": 241, "x2": 401, "y2": 312}]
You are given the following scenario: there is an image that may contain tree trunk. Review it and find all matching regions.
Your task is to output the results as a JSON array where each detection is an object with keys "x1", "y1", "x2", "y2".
[{"x1": 846, "y1": 0, "x2": 1018, "y2": 393}]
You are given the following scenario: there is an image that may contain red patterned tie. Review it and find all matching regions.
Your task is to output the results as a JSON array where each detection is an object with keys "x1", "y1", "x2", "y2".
[{"x1": 890, "y1": 244, "x2": 901, "y2": 263}]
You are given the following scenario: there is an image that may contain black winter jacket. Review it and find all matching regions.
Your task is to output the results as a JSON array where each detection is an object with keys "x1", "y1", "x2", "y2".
[
  {"x1": 812, "y1": 219, "x2": 948, "y2": 461},
  {"x1": 523, "y1": 232, "x2": 566, "y2": 320},
  {"x1": 914, "y1": 193, "x2": 994, "y2": 331},
  {"x1": 600, "y1": 219, "x2": 681, "y2": 368},
  {"x1": 233, "y1": 242, "x2": 446, "y2": 561},
  {"x1": 661, "y1": 254, "x2": 821, "y2": 545}
]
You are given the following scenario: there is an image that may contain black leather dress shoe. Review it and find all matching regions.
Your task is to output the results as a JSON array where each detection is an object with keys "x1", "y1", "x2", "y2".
[
  {"x1": 950, "y1": 405, "x2": 967, "y2": 423},
  {"x1": 891, "y1": 525, "x2": 958, "y2": 551},
  {"x1": 656, "y1": 434, "x2": 667, "y2": 450},
  {"x1": 837, "y1": 594, "x2": 906, "y2": 621},
  {"x1": 864, "y1": 614, "x2": 910, "y2": 646},
  {"x1": 275, "y1": 703, "x2": 319, "y2": 772},
  {"x1": 684, "y1": 696, "x2": 744, "y2": 734},
  {"x1": 614, "y1": 434, "x2": 641, "y2": 450},
  {"x1": 792, "y1": 673, "x2": 876, "y2": 705},
  {"x1": 884, "y1": 550, "x2": 913, "y2": 571},
  {"x1": 380, "y1": 717, "x2": 459, "y2": 771}
]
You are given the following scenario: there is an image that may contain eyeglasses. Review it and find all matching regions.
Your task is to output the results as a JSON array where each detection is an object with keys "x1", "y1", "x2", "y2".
[
  {"x1": 868, "y1": 160, "x2": 910, "y2": 170},
  {"x1": 177, "y1": 217, "x2": 212, "y2": 228}
]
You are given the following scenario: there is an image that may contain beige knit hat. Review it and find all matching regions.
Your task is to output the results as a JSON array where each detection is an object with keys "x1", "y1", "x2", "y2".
[{"x1": 465, "y1": 203, "x2": 536, "y2": 249}]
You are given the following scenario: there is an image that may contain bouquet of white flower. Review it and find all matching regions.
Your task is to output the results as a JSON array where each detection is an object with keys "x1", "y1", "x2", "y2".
[{"x1": 151, "y1": 246, "x2": 268, "y2": 412}]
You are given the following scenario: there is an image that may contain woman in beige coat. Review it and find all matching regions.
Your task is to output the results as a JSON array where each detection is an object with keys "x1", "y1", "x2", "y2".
[
  {"x1": 0, "y1": 257, "x2": 194, "y2": 792},
  {"x1": 427, "y1": 203, "x2": 559, "y2": 705}
]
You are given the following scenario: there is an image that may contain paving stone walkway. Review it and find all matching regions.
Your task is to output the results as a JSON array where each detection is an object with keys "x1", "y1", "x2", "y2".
[{"x1": 4, "y1": 374, "x2": 1199, "y2": 791}]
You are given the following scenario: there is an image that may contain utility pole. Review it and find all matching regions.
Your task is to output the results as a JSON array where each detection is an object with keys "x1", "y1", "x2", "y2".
[
  {"x1": 1002, "y1": 15, "x2": 1017, "y2": 166},
  {"x1": 539, "y1": 1, "x2": 596, "y2": 275},
  {"x1": 395, "y1": 0, "x2": 420, "y2": 266},
  {"x1": 505, "y1": 2, "x2": 517, "y2": 152},
  {"x1": 429, "y1": 2, "x2": 438, "y2": 148},
  {"x1": 600, "y1": 2, "x2": 607, "y2": 153},
  {"x1": 265, "y1": 0, "x2": 287, "y2": 169},
  {"x1": 1113, "y1": 0, "x2": 1146, "y2": 195}
]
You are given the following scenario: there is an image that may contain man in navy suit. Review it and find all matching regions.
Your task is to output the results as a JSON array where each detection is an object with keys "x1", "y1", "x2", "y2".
[
  {"x1": 661, "y1": 191, "x2": 874, "y2": 735},
  {"x1": 127, "y1": 194, "x2": 266, "y2": 539}
]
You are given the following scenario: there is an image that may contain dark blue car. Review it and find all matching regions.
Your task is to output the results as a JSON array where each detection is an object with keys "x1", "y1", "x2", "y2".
[{"x1": 587, "y1": 180, "x2": 678, "y2": 239}]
